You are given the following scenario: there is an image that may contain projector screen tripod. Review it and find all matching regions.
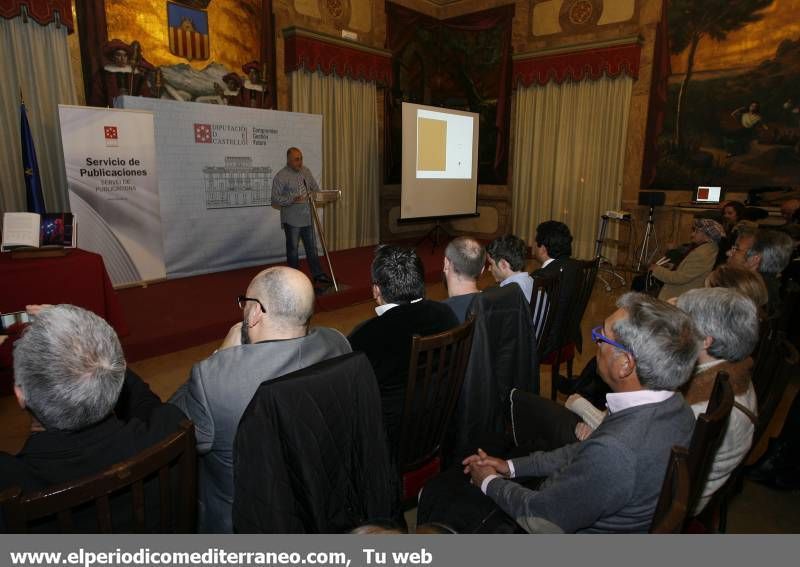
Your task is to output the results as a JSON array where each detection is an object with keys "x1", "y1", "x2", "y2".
[{"x1": 416, "y1": 218, "x2": 452, "y2": 252}]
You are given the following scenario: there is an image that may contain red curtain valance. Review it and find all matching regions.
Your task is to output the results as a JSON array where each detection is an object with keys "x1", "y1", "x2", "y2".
[
  {"x1": 0, "y1": 0, "x2": 73, "y2": 32},
  {"x1": 513, "y1": 43, "x2": 641, "y2": 87},
  {"x1": 284, "y1": 30, "x2": 392, "y2": 87}
]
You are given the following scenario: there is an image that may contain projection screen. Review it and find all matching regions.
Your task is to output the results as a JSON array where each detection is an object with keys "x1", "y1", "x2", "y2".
[{"x1": 400, "y1": 102, "x2": 480, "y2": 220}]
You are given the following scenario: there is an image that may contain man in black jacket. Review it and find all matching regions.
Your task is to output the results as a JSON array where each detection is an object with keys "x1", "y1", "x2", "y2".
[
  {"x1": 0, "y1": 305, "x2": 186, "y2": 531},
  {"x1": 349, "y1": 246, "x2": 458, "y2": 452},
  {"x1": 530, "y1": 221, "x2": 580, "y2": 356}
]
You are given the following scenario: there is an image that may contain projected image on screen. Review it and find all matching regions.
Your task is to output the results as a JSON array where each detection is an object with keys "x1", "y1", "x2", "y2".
[
  {"x1": 401, "y1": 102, "x2": 479, "y2": 219},
  {"x1": 415, "y1": 110, "x2": 473, "y2": 179}
]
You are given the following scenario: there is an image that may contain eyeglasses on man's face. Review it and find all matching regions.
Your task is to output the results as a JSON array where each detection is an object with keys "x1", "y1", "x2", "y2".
[
  {"x1": 237, "y1": 295, "x2": 266, "y2": 313},
  {"x1": 591, "y1": 325, "x2": 632, "y2": 354}
]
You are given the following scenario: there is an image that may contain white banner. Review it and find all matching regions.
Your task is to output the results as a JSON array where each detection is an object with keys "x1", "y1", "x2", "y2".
[
  {"x1": 58, "y1": 105, "x2": 166, "y2": 286},
  {"x1": 117, "y1": 96, "x2": 323, "y2": 279}
]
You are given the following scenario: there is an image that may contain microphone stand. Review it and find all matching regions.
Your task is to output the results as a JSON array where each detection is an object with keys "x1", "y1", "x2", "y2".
[{"x1": 301, "y1": 178, "x2": 339, "y2": 292}]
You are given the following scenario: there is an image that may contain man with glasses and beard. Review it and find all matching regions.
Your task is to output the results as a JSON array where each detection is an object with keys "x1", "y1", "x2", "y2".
[{"x1": 170, "y1": 267, "x2": 350, "y2": 533}]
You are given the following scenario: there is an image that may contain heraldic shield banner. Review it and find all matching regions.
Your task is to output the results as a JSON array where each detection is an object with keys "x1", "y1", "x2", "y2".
[{"x1": 167, "y1": 1, "x2": 209, "y2": 61}]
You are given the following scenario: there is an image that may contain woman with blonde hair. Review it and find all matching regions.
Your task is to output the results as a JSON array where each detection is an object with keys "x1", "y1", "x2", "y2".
[{"x1": 705, "y1": 264, "x2": 768, "y2": 319}]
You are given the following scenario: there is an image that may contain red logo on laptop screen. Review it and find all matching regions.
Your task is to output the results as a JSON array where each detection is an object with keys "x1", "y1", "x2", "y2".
[{"x1": 697, "y1": 187, "x2": 710, "y2": 200}]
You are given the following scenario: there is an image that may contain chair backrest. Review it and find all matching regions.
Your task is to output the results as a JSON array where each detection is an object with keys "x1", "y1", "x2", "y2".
[
  {"x1": 750, "y1": 317, "x2": 782, "y2": 403},
  {"x1": 450, "y1": 286, "x2": 537, "y2": 458},
  {"x1": 531, "y1": 273, "x2": 560, "y2": 360},
  {"x1": 397, "y1": 316, "x2": 476, "y2": 475},
  {"x1": 650, "y1": 446, "x2": 691, "y2": 533},
  {"x1": 0, "y1": 421, "x2": 196, "y2": 533},
  {"x1": 686, "y1": 371, "x2": 734, "y2": 513},
  {"x1": 233, "y1": 352, "x2": 399, "y2": 533},
  {"x1": 563, "y1": 258, "x2": 600, "y2": 353},
  {"x1": 752, "y1": 333, "x2": 798, "y2": 446}
]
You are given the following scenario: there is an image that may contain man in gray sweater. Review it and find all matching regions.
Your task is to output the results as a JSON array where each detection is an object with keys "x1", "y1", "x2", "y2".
[{"x1": 464, "y1": 293, "x2": 699, "y2": 533}]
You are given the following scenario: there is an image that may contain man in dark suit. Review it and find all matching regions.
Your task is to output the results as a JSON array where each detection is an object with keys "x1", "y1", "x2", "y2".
[
  {"x1": 349, "y1": 245, "x2": 459, "y2": 452},
  {"x1": 530, "y1": 221, "x2": 579, "y2": 356},
  {"x1": 0, "y1": 305, "x2": 186, "y2": 531}
]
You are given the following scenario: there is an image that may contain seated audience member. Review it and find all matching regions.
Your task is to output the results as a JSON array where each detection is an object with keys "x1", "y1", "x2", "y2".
[
  {"x1": 570, "y1": 262, "x2": 771, "y2": 412},
  {"x1": 548, "y1": 288, "x2": 759, "y2": 515},
  {"x1": 441, "y1": 236, "x2": 485, "y2": 322},
  {"x1": 727, "y1": 228, "x2": 794, "y2": 316},
  {"x1": 486, "y1": 235, "x2": 533, "y2": 302},
  {"x1": 530, "y1": 221, "x2": 579, "y2": 355},
  {"x1": 170, "y1": 267, "x2": 351, "y2": 533},
  {"x1": 718, "y1": 201, "x2": 746, "y2": 263},
  {"x1": 722, "y1": 201, "x2": 746, "y2": 233},
  {"x1": 705, "y1": 264, "x2": 769, "y2": 320},
  {"x1": 650, "y1": 219, "x2": 724, "y2": 301},
  {"x1": 421, "y1": 293, "x2": 698, "y2": 533},
  {"x1": 676, "y1": 287, "x2": 759, "y2": 514},
  {"x1": 0, "y1": 305, "x2": 186, "y2": 530},
  {"x1": 348, "y1": 246, "x2": 459, "y2": 451}
]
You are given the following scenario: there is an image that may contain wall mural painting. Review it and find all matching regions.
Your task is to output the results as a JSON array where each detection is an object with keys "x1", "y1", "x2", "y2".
[
  {"x1": 385, "y1": 3, "x2": 514, "y2": 185},
  {"x1": 652, "y1": 0, "x2": 800, "y2": 190},
  {"x1": 97, "y1": 0, "x2": 272, "y2": 108}
]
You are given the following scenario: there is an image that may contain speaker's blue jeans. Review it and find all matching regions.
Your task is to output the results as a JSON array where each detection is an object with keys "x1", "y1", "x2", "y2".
[{"x1": 283, "y1": 223, "x2": 323, "y2": 279}]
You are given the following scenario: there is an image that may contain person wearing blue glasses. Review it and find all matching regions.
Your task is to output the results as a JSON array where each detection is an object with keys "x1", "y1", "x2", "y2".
[{"x1": 455, "y1": 293, "x2": 699, "y2": 533}]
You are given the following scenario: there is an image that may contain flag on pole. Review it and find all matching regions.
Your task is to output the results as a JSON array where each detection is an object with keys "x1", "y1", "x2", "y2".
[{"x1": 21, "y1": 98, "x2": 46, "y2": 214}]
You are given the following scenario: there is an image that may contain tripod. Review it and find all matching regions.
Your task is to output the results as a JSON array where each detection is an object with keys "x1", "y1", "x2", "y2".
[
  {"x1": 416, "y1": 218, "x2": 451, "y2": 252},
  {"x1": 595, "y1": 215, "x2": 627, "y2": 292},
  {"x1": 634, "y1": 205, "x2": 660, "y2": 272}
]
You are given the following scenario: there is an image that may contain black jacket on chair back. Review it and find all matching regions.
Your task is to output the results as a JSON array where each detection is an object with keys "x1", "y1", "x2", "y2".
[
  {"x1": 450, "y1": 285, "x2": 539, "y2": 458},
  {"x1": 233, "y1": 352, "x2": 400, "y2": 533}
]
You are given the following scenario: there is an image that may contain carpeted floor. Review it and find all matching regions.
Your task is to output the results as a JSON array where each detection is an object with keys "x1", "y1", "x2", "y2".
[{"x1": 118, "y1": 241, "x2": 446, "y2": 362}]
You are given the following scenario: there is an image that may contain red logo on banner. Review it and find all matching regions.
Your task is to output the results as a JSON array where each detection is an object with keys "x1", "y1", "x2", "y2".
[
  {"x1": 104, "y1": 126, "x2": 118, "y2": 139},
  {"x1": 194, "y1": 123, "x2": 212, "y2": 143}
]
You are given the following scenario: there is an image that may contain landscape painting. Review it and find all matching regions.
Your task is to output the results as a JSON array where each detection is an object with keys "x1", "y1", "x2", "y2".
[{"x1": 652, "y1": 0, "x2": 800, "y2": 190}]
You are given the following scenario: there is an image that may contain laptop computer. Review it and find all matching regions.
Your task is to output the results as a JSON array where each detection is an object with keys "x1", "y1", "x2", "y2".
[{"x1": 694, "y1": 186, "x2": 724, "y2": 205}]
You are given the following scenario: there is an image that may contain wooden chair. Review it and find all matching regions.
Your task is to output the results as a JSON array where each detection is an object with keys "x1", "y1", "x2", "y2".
[
  {"x1": 530, "y1": 274, "x2": 560, "y2": 363},
  {"x1": 544, "y1": 257, "x2": 600, "y2": 400},
  {"x1": 699, "y1": 336, "x2": 798, "y2": 533},
  {"x1": 751, "y1": 332, "x2": 797, "y2": 446},
  {"x1": 397, "y1": 316, "x2": 475, "y2": 507},
  {"x1": 750, "y1": 317, "x2": 782, "y2": 403},
  {"x1": 685, "y1": 371, "x2": 734, "y2": 516},
  {"x1": 0, "y1": 421, "x2": 196, "y2": 533},
  {"x1": 650, "y1": 446, "x2": 691, "y2": 533}
]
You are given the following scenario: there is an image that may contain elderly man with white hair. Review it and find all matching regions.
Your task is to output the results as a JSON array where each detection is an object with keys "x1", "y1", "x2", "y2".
[
  {"x1": 727, "y1": 228, "x2": 794, "y2": 315},
  {"x1": 420, "y1": 293, "x2": 699, "y2": 533},
  {"x1": 676, "y1": 287, "x2": 760, "y2": 514},
  {"x1": 0, "y1": 305, "x2": 186, "y2": 530}
]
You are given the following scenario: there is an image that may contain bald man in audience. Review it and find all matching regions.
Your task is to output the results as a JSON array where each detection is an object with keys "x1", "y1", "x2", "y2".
[
  {"x1": 442, "y1": 236, "x2": 486, "y2": 322},
  {"x1": 170, "y1": 267, "x2": 351, "y2": 533}
]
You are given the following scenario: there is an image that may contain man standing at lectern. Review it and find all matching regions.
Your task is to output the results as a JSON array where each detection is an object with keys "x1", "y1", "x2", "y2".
[{"x1": 271, "y1": 147, "x2": 331, "y2": 286}]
